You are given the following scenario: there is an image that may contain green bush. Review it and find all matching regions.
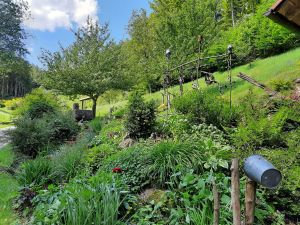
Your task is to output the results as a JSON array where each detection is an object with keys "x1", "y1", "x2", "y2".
[
  {"x1": 31, "y1": 179, "x2": 122, "y2": 225},
  {"x1": 159, "y1": 113, "x2": 227, "y2": 144},
  {"x1": 87, "y1": 144, "x2": 116, "y2": 172},
  {"x1": 17, "y1": 89, "x2": 60, "y2": 119},
  {"x1": 0, "y1": 100, "x2": 4, "y2": 108},
  {"x1": 257, "y1": 146, "x2": 300, "y2": 218},
  {"x1": 102, "y1": 140, "x2": 231, "y2": 191},
  {"x1": 271, "y1": 80, "x2": 293, "y2": 92},
  {"x1": 2, "y1": 98, "x2": 22, "y2": 110},
  {"x1": 89, "y1": 117, "x2": 102, "y2": 133},
  {"x1": 112, "y1": 106, "x2": 127, "y2": 118},
  {"x1": 10, "y1": 115, "x2": 53, "y2": 157},
  {"x1": 10, "y1": 111, "x2": 79, "y2": 157},
  {"x1": 46, "y1": 112, "x2": 80, "y2": 143},
  {"x1": 125, "y1": 91, "x2": 156, "y2": 139},
  {"x1": 208, "y1": 0, "x2": 297, "y2": 65},
  {"x1": 232, "y1": 107, "x2": 293, "y2": 151},
  {"x1": 173, "y1": 90, "x2": 238, "y2": 129},
  {"x1": 18, "y1": 157, "x2": 52, "y2": 187}
]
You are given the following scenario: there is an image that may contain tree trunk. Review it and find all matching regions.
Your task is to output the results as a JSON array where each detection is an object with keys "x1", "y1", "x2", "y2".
[
  {"x1": 245, "y1": 179, "x2": 257, "y2": 225},
  {"x1": 91, "y1": 96, "x2": 98, "y2": 118},
  {"x1": 231, "y1": 0, "x2": 235, "y2": 27},
  {"x1": 231, "y1": 158, "x2": 241, "y2": 225},
  {"x1": 148, "y1": 83, "x2": 152, "y2": 94}
]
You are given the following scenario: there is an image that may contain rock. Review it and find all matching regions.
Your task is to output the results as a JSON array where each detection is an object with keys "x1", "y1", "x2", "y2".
[
  {"x1": 139, "y1": 188, "x2": 167, "y2": 203},
  {"x1": 119, "y1": 138, "x2": 135, "y2": 149},
  {"x1": 294, "y1": 78, "x2": 300, "y2": 83}
]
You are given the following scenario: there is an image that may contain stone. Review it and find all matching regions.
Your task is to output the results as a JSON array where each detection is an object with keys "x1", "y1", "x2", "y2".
[{"x1": 119, "y1": 138, "x2": 135, "y2": 149}]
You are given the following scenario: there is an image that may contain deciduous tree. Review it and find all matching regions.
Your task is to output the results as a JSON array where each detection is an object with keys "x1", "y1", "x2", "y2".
[{"x1": 40, "y1": 19, "x2": 129, "y2": 117}]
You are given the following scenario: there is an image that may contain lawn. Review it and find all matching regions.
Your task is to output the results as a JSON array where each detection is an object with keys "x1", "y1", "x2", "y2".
[
  {"x1": 0, "y1": 145, "x2": 14, "y2": 167},
  {"x1": 0, "y1": 145, "x2": 19, "y2": 225},
  {"x1": 0, "y1": 109, "x2": 13, "y2": 129},
  {"x1": 92, "y1": 47, "x2": 300, "y2": 116}
]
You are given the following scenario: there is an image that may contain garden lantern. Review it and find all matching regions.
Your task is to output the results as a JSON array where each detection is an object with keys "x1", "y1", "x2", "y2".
[
  {"x1": 244, "y1": 155, "x2": 282, "y2": 189},
  {"x1": 227, "y1": 45, "x2": 233, "y2": 54},
  {"x1": 165, "y1": 48, "x2": 171, "y2": 60}
]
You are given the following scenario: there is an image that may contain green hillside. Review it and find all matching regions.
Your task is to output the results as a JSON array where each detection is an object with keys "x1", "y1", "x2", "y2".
[{"x1": 96, "y1": 48, "x2": 300, "y2": 116}]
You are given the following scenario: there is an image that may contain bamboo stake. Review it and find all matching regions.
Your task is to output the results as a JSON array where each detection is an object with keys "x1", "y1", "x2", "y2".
[
  {"x1": 245, "y1": 179, "x2": 257, "y2": 225},
  {"x1": 231, "y1": 158, "x2": 241, "y2": 225},
  {"x1": 213, "y1": 182, "x2": 220, "y2": 225}
]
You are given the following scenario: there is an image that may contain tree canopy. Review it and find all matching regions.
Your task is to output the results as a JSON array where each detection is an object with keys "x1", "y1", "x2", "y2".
[
  {"x1": 40, "y1": 19, "x2": 130, "y2": 117},
  {"x1": 118, "y1": 0, "x2": 297, "y2": 92},
  {"x1": 0, "y1": 0, "x2": 32, "y2": 98}
]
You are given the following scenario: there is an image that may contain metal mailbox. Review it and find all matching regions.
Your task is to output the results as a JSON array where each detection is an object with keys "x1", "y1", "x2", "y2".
[{"x1": 244, "y1": 155, "x2": 282, "y2": 189}]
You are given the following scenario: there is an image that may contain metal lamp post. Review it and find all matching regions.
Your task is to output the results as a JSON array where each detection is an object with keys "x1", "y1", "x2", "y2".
[{"x1": 165, "y1": 48, "x2": 171, "y2": 112}]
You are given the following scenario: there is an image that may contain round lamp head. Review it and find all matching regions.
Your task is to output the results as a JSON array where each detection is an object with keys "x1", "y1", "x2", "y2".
[{"x1": 165, "y1": 48, "x2": 171, "y2": 59}]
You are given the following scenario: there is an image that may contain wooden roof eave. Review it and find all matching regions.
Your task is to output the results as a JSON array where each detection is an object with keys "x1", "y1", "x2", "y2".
[
  {"x1": 265, "y1": 0, "x2": 300, "y2": 35},
  {"x1": 265, "y1": 9, "x2": 300, "y2": 35}
]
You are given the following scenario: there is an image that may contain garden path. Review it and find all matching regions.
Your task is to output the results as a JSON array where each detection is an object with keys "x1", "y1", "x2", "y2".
[{"x1": 0, "y1": 127, "x2": 14, "y2": 149}]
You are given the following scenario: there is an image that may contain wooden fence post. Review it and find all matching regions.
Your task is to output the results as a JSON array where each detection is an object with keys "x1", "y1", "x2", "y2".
[
  {"x1": 213, "y1": 182, "x2": 220, "y2": 225},
  {"x1": 231, "y1": 158, "x2": 241, "y2": 225},
  {"x1": 245, "y1": 179, "x2": 257, "y2": 225}
]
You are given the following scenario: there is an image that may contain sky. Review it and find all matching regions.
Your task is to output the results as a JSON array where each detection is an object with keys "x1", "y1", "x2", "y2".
[{"x1": 23, "y1": 0, "x2": 152, "y2": 66}]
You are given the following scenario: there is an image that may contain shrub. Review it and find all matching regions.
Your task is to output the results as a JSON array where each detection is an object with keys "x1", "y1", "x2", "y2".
[
  {"x1": 159, "y1": 113, "x2": 227, "y2": 144},
  {"x1": 125, "y1": 91, "x2": 156, "y2": 139},
  {"x1": 0, "y1": 100, "x2": 4, "y2": 108},
  {"x1": 45, "y1": 111, "x2": 79, "y2": 143},
  {"x1": 10, "y1": 115, "x2": 53, "y2": 157},
  {"x1": 112, "y1": 106, "x2": 126, "y2": 118},
  {"x1": 10, "y1": 111, "x2": 79, "y2": 157},
  {"x1": 173, "y1": 90, "x2": 238, "y2": 129},
  {"x1": 271, "y1": 80, "x2": 293, "y2": 92},
  {"x1": 18, "y1": 157, "x2": 52, "y2": 187},
  {"x1": 102, "y1": 140, "x2": 231, "y2": 191},
  {"x1": 3, "y1": 98, "x2": 22, "y2": 110},
  {"x1": 88, "y1": 117, "x2": 102, "y2": 133},
  {"x1": 17, "y1": 88, "x2": 59, "y2": 119},
  {"x1": 31, "y1": 177, "x2": 123, "y2": 225},
  {"x1": 257, "y1": 146, "x2": 300, "y2": 218},
  {"x1": 232, "y1": 107, "x2": 292, "y2": 151},
  {"x1": 87, "y1": 144, "x2": 116, "y2": 172}
]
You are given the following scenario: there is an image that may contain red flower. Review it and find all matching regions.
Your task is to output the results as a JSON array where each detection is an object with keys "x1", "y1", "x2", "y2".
[{"x1": 112, "y1": 167, "x2": 123, "y2": 173}]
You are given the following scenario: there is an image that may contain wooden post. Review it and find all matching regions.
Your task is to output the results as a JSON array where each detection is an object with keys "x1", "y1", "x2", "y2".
[
  {"x1": 213, "y1": 182, "x2": 220, "y2": 225},
  {"x1": 167, "y1": 91, "x2": 171, "y2": 111},
  {"x1": 245, "y1": 179, "x2": 257, "y2": 225},
  {"x1": 231, "y1": 158, "x2": 241, "y2": 225}
]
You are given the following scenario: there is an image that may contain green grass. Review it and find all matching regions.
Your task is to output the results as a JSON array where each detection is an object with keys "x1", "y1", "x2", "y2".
[
  {"x1": 0, "y1": 173, "x2": 19, "y2": 225},
  {"x1": 0, "y1": 145, "x2": 14, "y2": 167},
  {"x1": 0, "y1": 109, "x2": 13, "y2": 128},
  {"x1": 93, "y1": 48, "x2": 300, "y2": 116},
  {"x1": 0, "y1": 146, "x2": 19, "y2": 225}
]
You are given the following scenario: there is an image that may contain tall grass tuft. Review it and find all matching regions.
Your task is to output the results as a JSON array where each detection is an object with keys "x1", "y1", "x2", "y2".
[
  {"x1": 18, "y1": 157, "x2": 52, "y2": 187},
  {"x1": 52, "y1": 143, "x2": 85, "y2": 182},
  {"x1": 61, "y1": 183, "x2": 120, "y2": 225}
]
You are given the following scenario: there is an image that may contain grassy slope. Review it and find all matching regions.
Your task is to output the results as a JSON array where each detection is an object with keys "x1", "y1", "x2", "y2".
[
  {"x1": 95, "y1": 48, "x2": 300, "y2": 116},
  {"x1": 0, "y1": 145, "x2": 19, "y2": 225},
  {"x1": 0, "y1": 110, "x2": 13, "y2": 128}
]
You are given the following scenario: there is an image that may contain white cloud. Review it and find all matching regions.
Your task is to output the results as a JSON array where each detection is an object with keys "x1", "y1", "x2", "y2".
[{"x1": 23, "y1": 0, "x2": 98, "y2": 32}]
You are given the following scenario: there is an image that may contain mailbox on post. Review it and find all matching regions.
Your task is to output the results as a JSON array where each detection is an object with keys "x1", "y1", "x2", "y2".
[{"x1": 244, "y1": 155, "x2": 282, "y2": 189}]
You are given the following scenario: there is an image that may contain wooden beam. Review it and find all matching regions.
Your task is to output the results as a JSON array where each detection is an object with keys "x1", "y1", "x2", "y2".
[
  {"x1": 245, "y1": 179, "x2": 257, "y2": 225},
  {"x1": 231, "y1": 158, "x2": 241, "y2": 225},
  {"x1": 213, "y1": 182, "x2": 220, "y2": 225}
]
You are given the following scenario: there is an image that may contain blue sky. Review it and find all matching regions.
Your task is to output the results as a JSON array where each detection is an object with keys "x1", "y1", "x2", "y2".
[{"x1": 24, "y1": 0, "x2": 152, "y2": 66}]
